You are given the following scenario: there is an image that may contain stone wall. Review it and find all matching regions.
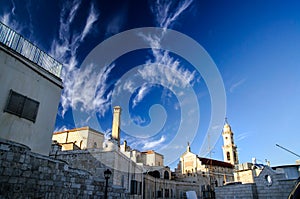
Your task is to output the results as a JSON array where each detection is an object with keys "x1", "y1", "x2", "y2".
[
  {"x1": 143, "y1": 174, "x2": 200, "y2": 199},
  {"x1": 0, "y1": 138, "x2": 127, "y2": 198},
  {"x1": 215, "y1": 166, "x2": 297, "y2": 199},
  {"x1": 254, "y1": 166, "x2": 295, "y2": 198},
  {"x1": 215, "y1": 183, "x2": 258, "y2": 199},
  {"x1": 50, "y1": 145, "x2": 143, "y2": 198}
]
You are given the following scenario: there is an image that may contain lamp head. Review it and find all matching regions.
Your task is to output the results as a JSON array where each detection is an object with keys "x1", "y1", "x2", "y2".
[{"x1": 104, "y1": 169, "x2": 112, "y2": 179}]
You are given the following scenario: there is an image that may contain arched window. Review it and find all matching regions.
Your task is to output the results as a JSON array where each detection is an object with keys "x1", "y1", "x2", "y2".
[
  {"x1": 148, "y1": 170, "x2": 160, "y2": 178},
  {"x1": 227, "y1": 151, "x2": 231, "y2": 161},
  {"x1": 164, "y1": 171, "x2": 169, "y2": 179}
]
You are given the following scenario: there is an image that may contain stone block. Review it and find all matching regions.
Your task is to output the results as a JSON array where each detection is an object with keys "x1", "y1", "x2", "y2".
[
  {"x1": 8, "y1": 177, "x2": 18, "y2": 183},
  {"x1": 71, "y1": 183, "x2": 81, "y2": 189},
  {"x1": 17, "y1": 177, "x2": 26, "y2": 184},
  {"x1": 12, "y1": 168, "x2": 22, "y2": 176},
  {"x1": 22, "y1": 170, "x2": 31, "y2": 177},
  {"x1": 3, "y1": 167, "x2": 13, "y2": 176},
  {"x1": 0, "y1": 151, "x2": 7, "y2": 160},
  {"x1": 6, "y1": 152, "x2": 14, "y2": 161},
  {"x1": 0, "y1": 175, "x2": 9, "y2": 182},
  {"x1": 2, "y1": 160, "x2": 10, "y2": 167},
  {"x1": 86, "y1": 185, "x2": 95, "y2": 191}
]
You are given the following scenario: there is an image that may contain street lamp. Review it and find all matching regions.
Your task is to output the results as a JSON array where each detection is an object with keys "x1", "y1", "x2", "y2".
[{"x1": 104, "y1": 169, "x2": 112, "y2": 199}]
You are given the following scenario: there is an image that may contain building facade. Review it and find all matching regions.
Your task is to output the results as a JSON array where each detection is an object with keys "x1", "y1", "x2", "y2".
[
  {"x1": 52, "y1": 126, "x2": 105, "y2": 150},
  {"x1": 216, "y1": 164, "x2": 298, "y2": 198},
  {"x1": 0, "y1": 22, "x2": 63, "y2": 155}
]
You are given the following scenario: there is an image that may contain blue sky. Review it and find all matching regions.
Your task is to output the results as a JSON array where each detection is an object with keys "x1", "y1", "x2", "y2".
[{"x1": 1, "y1": 0, "x2": 300, "y2": 168}]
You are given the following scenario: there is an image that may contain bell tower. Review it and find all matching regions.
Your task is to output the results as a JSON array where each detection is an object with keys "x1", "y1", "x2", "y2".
[{"x1": 222, "y1": 118, "x2": 239, "y2": 165}]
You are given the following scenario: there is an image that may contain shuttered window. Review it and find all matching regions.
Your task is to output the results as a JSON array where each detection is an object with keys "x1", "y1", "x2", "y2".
[{"x1": 4, "y1": 90, "x2": 39, "y2": 122}]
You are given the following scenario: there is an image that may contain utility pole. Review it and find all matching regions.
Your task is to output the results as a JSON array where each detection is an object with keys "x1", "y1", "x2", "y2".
[{"x1": 275, "y1": 144, "x2": 300, "y2": 158}]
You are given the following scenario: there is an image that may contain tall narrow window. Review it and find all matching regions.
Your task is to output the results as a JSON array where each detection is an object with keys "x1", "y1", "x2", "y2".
[
  {"x1": 226, "y1": 151, "x2": 231, "y2": 161},
  {"x1": 234, "y1": 151, "x2": 237, "y2": 162},
  {"x1": 4, "y1": 90, "x2": 39, "y2": 122}
]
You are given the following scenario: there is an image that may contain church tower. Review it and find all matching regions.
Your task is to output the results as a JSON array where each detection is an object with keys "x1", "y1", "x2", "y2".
[
  {"x1": 222, "y1": 118, "x2": 239, "y2": 165},
  {"x1": 112, "y1": 106, "x2": 121, "y2": 146}
]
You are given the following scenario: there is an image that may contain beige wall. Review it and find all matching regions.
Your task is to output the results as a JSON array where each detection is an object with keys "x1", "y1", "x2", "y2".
[
  {"x1": 52, "y1": 127, "x2": 104, "y2": 150},
  {"x1": 143, "y1": 151, "x2": 164, "y2": 166},
  {"x1": 181, "y1": 152, "x2": 199, "y2": 174}
]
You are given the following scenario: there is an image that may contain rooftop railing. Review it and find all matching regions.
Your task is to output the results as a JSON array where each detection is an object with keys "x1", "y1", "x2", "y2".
[{"x1": 0, "y1": 21, "x2": 62, "y2": 78}]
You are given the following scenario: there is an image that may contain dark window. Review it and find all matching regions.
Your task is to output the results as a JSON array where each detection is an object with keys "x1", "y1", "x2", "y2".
[
  {"x1": 234, "y1": 151, "x2": 237, "y2": 162},
  {"x1": 121, "y1": 175, "x2": 124, "y2": 187},
  {"x1": 164, "y1": 171, "x2": 169, "y2": 179},
  {"x1": 93, "y1": 142, "x2": 97, "y2": 148},
  {"x1": 131, "y1": 180, "x2": 137, "y2": 194},
  {"x1": 165, "y1": 189, "x2": 169, "y2": 197},
  {"x1": 4, "y1": 90, "x2": 39, "y2": 122},
  {"x1": 130, "y1": 180, "x2": 141, "y2": 195},
  {"x1": 227, "y1": 151, "x2": 230, "y2": 161},
  {"x1": 138, "y1": 181, "x2": 142, "y2": 195},
  {"x1": 157, "y1": 190, "x2": 162, "y2": 198}
]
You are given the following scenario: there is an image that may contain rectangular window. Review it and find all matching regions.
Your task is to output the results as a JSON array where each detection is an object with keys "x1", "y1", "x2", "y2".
[
  {"x1": 4, "y1": 90, "x2": 39, "y2": 122},
  {"x1": 130, "y1": 180, "x2": 142, "y2": 195},
  {"x1": 157, "y1": 190, "x2": 162, "y2": 198},
  {"x1": 130, "y1": 180, "x2": 137, "y2": 195}
]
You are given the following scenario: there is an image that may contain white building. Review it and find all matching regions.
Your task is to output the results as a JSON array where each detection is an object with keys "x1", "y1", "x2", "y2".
[{"x1": 0, "y1": 22, "x2": 63, "y2": 155}]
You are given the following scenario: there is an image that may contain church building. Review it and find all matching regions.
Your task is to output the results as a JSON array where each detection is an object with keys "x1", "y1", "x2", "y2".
[{"x1": 173, "y1": 120, "x2": 239, "y2": 197}]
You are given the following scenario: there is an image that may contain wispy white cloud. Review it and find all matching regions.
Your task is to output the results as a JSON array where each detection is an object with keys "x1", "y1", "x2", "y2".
[
  {"x1": 229, "y1": 78, "x2": 247, "y2": 93},
  {"x1": 0, "y1": 1, "x2": 31, "y2": 34},
  {"x1": 132, "y1": 115, "x2": 147, "y2": 126},
  {"x1": 0, "y1": 13, "x2": 11, "y2": 26},
  {"x1": 133, "y1": 0, "x2": 196, "y2": 108},
  {"x1": 11, "y1": 0, "x2": 16, "y2": 15},
  {"x1": 138, "y1": 51, "x2": 196, "y2": 90},
  {"x1": 151, "y1": 0, "x2": 193, "y2": 29},
  {"x1": 142, "y1": 135, "x2": 166, "y2": 150},
  {"x1": 81, "y1": 4, "x2": 98, "y2": 41},
  {"x1": 49, "y1": 2, "x2": 104, "y2": 116},
  {"x1": 235, "y1": 132, "x2": 250, "y2": 142},
  {"x1": 119, "y1": 0, "x2": 195, "y2": 151},
  {"x1": 61, "y1": 63, "x2": 114, "y2": 116},
  {"x1": 132, "y1": 83, "x2": 152, "y2": 107}
]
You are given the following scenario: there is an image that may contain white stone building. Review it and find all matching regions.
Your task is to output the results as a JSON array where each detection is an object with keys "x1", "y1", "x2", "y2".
[{"x1": 0, "y1": 22, "x2": 63, "y2": 155}]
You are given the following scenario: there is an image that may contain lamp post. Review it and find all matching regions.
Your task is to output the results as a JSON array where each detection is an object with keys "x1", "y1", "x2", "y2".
[{"x1": 104, "y1": 169, "x2": 112, "y2": 199}]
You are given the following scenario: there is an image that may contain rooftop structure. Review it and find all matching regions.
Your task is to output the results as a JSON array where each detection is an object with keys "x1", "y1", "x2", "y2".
[{"x1": 0, "y1": 21, "x2": 62, "y2": 78}]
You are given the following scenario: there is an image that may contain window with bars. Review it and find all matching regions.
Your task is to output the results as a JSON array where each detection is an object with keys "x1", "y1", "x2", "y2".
[{"x1": 4, "y1": 90, "x2": 39, "y2": 122}]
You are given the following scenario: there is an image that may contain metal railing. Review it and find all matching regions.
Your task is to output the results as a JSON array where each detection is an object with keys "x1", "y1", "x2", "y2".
[{"x1": 0, "y1": 22, "x2": 62, "y2": 78}]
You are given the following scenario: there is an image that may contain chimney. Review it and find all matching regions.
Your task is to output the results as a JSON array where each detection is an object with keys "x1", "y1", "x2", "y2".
[{"x1": 112, "y1": 106, "x2": 121, "y2": 146}]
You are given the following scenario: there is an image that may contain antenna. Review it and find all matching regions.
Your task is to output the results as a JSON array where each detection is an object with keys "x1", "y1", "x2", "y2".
[{"x1": 275, "y1": 144, "x2": 300, "y2": 158}]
